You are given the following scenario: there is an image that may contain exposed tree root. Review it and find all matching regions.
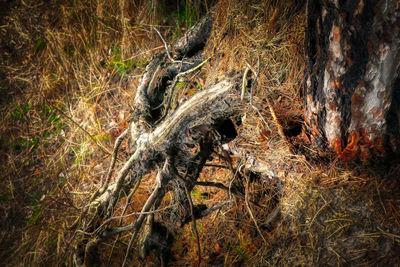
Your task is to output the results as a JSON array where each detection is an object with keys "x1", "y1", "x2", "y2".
[{"x1": 72, "y1": 15, "x2": 253, "y2": 266}]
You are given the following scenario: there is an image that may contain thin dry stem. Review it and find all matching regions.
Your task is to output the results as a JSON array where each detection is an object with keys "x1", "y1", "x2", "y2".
[
  {"x1": 177, "y1": 175, "x2": 202, "y2": 267},
  {"x1": 244, "y1": 170, "x2": 270, "y2": 247}
]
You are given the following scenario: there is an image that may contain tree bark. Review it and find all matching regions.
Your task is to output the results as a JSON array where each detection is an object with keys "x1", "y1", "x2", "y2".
[{"x1": 305, "y1": 0, "x2": 400, "y2": 160}]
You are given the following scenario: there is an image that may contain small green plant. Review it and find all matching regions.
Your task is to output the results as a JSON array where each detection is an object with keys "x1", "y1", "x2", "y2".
[
  {"x1": 21, "y1": 136, "x2": 39, "y2": 149},
  {"x1": 186, "y1": 88, "x2": 197, "y2": 96},
  {"x1": 59, "y1": 175, "x2": 67, "y2": 185},
  {"x1": 109, "y1": 59, "x2": 135, "y2": 74},
  {"x1": 176, "y1": 81, "x2": 188, "y2": 88},
  {"x1": 26, "y1": 189, "x2": 44, "y2": 226},
  {"x1": 34, "y1": 38, "x2": 46, "y2": 53},
  {"x1": 43, "y1": 103, "x2": 54, "y2": 117},
  {"x1": 108, "y1": 46, "x2": 147, "y2": 74},
  {"x1": 93, "y1": 134, "x2": 109, "y2": 141},
  {"x1": 43, "y1": 104, "x2": 66, "y2": 134},
  {"x1": 70, "y1": 143, "x2": 89, "y2": 165},
  {"x1": 11, "y1": 103, "x2": 32, "y2": 120},
  {"x1": 26, "y1": 204, "x2": 43, "y2": 226},
  {"x1": 196, "y1": 81, "x2": 203, "y2": 90},
  {"x1": 191, "y1": 187, "x2": 207, "y2": 199},
  {"x1": 234, "y1": 246, "x2": 249, "y2": 261}
]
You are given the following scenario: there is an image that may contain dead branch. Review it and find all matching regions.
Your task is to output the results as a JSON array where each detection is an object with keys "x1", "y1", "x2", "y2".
[
  {"x1": 101, "y1": 129, "x2": 129, "y2": 193},
  {"x1": 153, "y1": 27, "x2": 176, "y2": 63}
]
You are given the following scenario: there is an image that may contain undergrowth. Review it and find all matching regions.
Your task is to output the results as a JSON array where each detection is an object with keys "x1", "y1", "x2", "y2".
[{"x1": 1, "y1": 0, "x2": 399, "y2": 266}]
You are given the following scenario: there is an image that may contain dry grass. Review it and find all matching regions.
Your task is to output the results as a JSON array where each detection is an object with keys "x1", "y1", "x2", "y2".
[
  {"x1": 0, "y1": 0, "x2": 164, "y2": 265},
  {"x1": 204, "y1": 0, "x2": 306, "y2": 170},
  {"x1": 1, "y1": 0, "x2": 400, "y2": 266},
  {"x1": 268, "y1": 168, "x2": 400, "y2": 266}
]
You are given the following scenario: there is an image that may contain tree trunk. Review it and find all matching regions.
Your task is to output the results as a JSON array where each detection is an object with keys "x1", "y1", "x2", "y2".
[{"x1": 305, "y1": 0, "x2": 400, "y2": 161}]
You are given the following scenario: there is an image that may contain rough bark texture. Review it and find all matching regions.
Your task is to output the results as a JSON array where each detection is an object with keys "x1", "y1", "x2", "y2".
[
  {"x1": 305, "y1": 0, "x2": 400, "y2": 160},
  {"x1": 72, "y1": 16, "x2": 246, "y2": 266}
]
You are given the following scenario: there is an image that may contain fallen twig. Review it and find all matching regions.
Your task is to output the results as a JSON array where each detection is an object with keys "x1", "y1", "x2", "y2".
[
  {"x1": 241, "y1": 66, "x2": 250, "y2": 101},
  {"x1": 266, "y1": 96, "x2": 294, "y2": 153},
  {"x1": 153, "y1": 27, "x2": 176, "y2": 62}
]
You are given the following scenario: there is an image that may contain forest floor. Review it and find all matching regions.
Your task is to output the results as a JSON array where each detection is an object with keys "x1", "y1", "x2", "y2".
[{"x1": 1, "y1": 0, "x2": 400, "y2": 266}]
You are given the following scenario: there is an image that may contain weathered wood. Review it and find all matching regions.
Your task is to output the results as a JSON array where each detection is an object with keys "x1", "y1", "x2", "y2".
[
  {"x1": 72, "y1": 13, "x2": 247, "y2": 264},
  {"x1": 305, "y1": 0, "x2": 400, "y2": 160},
  {"x1": 172, "y1": 15, "x2": 213, "y2": 58}
]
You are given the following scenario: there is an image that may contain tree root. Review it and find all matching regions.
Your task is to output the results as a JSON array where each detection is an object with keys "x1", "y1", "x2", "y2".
[{"x1": 71, "y1": 14, "x2": 251, "y2": 266}]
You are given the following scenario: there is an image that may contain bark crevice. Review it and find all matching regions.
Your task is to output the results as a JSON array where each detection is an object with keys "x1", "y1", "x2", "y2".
[{"x1": 305, "y1": 0, "x2": 400, "y2": 160}]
